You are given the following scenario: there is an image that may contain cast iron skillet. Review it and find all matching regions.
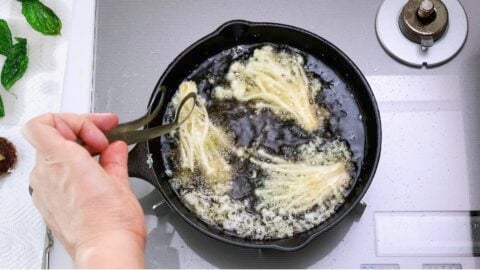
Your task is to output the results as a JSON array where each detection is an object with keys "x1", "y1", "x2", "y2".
[{"x1": 127, "y1": 20, "x2": 382, "y2": 251}]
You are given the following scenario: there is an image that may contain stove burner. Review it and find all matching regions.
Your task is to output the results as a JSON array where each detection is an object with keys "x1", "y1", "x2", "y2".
[
  {"x1": 399, "y1": 0, "x2": 449, "y2": 49},
  {"x1": 376, "y1": 0, "x2": 468, "y2": 67}
]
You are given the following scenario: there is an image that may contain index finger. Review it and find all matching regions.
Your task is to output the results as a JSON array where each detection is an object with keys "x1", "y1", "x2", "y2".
[{"x1": 23, "y1": 113, "x2": 119, "y2": 155}]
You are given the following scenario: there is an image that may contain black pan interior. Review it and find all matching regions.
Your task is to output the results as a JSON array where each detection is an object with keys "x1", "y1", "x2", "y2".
[
  {"x1": 145, "y1": 21, "x2": 381, "y2": 251},
  {"x1": 160, "y1": 42, "x2": 365, "y2": 219}
]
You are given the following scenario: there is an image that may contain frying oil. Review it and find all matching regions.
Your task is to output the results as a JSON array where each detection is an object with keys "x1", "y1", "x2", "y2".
[{"x1": 161, "y1": 44, "x2": 365, "y2": 240}]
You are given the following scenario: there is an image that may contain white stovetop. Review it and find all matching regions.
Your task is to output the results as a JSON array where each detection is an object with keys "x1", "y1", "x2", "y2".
[{"x1": 51, "y1": 0, "x2": 480, "y2": 268}]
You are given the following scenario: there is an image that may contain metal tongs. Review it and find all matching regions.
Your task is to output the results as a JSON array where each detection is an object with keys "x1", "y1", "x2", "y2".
[
  {"x1": 30, "y1": 87, "x2": 195, "y2": 194},
  {"x1": 104, "y1": 86, "x2": 196, "y2": 145}
]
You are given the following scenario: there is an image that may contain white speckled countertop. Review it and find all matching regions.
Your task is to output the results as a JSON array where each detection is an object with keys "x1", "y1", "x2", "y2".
[{"x1": 88, "y1": 0, "x2": 480, "y2": 268}]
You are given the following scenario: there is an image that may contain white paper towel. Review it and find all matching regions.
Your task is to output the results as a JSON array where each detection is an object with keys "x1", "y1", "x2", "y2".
[
  {"x1": 0, "y1": 126, "x2": 45, "y2": 268},
  {"x1": 0, "y1": 0, "x2": 72, "y2": 125},
  {"x1": 0, "y1": 0, "x2": 72, "y2": 268}
]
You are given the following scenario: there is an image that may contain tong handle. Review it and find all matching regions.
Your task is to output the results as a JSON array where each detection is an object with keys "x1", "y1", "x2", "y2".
[
  {"x1": 106, "y1": 85, "x2": 167, "y2": 136},
  {"x1": 105, "y1": 92, "x2": 196, "y2": 145}
]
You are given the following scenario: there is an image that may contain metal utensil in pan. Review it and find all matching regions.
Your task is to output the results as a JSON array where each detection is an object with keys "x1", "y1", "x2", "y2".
[
  {"x1": 127, "y1": 20, "x2": 382, "y2": 251},
  {"x1": 105, "y1": 89, "x2": 196, "y2": 146}
]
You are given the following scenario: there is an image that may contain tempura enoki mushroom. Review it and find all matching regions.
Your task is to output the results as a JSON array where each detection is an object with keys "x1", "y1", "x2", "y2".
[
  {"x1": 215, "y1": 46, "x2": 328, "y2": 132},
  {"x1": 172, "y1": 81, "x2": 233, "y2": 191},
  {"x1": 252, "y1": 143, "x2": 351, "y2": 215}
]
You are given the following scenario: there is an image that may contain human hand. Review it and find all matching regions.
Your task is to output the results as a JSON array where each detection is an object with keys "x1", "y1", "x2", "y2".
[{"x1": 23, "y1": 113, "x2": 146, "y2": 268}]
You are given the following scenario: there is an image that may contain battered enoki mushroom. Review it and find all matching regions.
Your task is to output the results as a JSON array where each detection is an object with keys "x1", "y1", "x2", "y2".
[
  {"x1": 215, "y1": 45, "x2": 328, "y2": 133},
  {"x1": 252, "y1": 147, "x2": 350, "y2": 215},
  {"x1": 172, "y1": 81, "x2": 233, "y2": 192},
  {"x1": 0, "y1": 137, "x2": 17, "y2": 177}
]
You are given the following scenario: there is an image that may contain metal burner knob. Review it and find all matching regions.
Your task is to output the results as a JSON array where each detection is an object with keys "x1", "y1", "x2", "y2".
[
  {"x1": 376, "y1": 0, "x2": 467, "y2": 67},
  {"x1": 399, "y1": 0, "x2": 449, "y2": 48}
]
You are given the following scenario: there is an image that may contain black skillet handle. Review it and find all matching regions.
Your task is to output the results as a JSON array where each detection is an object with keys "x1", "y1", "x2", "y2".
[{"x1": 128, "y1": 142, "x2": 158, "y2": 188}]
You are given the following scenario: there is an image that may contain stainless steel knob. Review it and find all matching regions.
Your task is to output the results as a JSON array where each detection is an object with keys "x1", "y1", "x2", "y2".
[{"x1": 398, "y1": 0, "x2": 449, "y2": 47}]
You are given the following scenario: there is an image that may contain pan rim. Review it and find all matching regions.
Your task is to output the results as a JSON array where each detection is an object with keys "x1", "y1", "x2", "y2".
[{"x1": 147, "y1": 19, "x2": 382, "y2": 251}]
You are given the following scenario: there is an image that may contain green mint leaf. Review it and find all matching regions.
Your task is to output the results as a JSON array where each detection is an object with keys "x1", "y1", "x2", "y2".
[
  {"x1": 0, "y1": 95, "x2": 4, "y2": 117},
  {"x1": 1, "y1": 38, "x2": 28, "y2": 90},
  {"x1": 0, "y1": 19, "x2": 13, "y2": 56},
  {"x1": 21, "y1": 0, "x2": 62, "y2": 36}
]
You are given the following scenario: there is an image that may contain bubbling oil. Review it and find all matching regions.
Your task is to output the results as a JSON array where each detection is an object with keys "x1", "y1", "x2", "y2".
[{"x1": 161, "y1": 44, "x2": 365, "y2": 239}]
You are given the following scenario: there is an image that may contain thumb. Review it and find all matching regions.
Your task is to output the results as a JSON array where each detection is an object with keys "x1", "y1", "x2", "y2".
[{"x1": 100, "y1": 141, "x2": 129, "y2": 184}]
